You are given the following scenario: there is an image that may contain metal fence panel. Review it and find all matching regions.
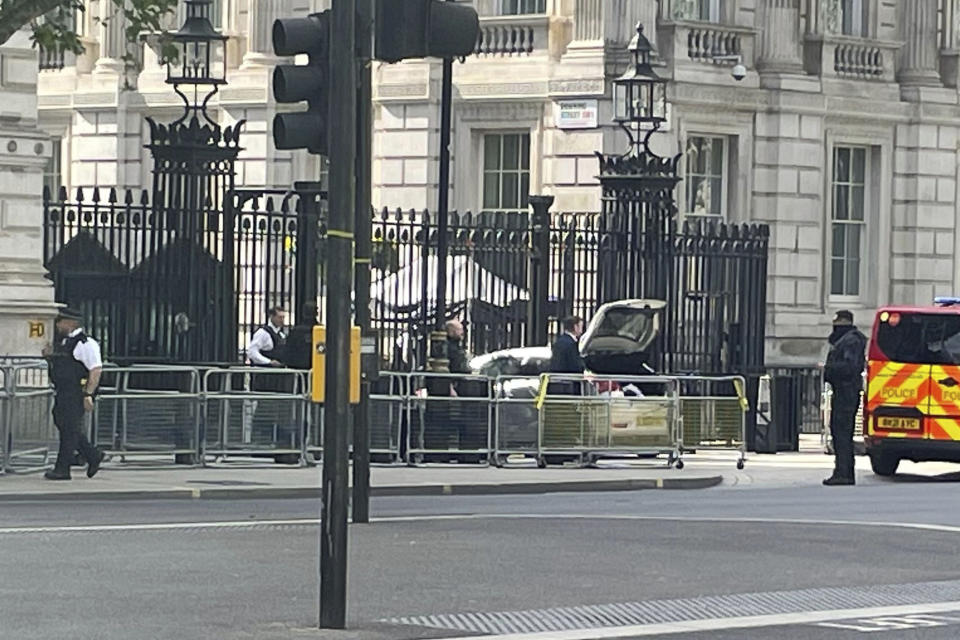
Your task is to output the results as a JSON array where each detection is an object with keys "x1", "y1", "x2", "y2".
[
  {"x1": 492, "y1": 376, "x2": 541, "y2": 465},
  {"x1": 536, "y1": 374, "x2": 681, "y2": 467},
  {"x1": 2, "y1": 361, "x2": 57, "y2": 474},
  {"x1": 407, "y1": 373, "x2": 492, "y2": 464},
  {"x1": 203, "y1": 368, "x2": 307, "y2": 463},
  {"x1": 93, "y1": 367, "x2": 202, "y2": 463},
  {"x1": 678, "y1": 376, "x2": 748, "y2": 468}
]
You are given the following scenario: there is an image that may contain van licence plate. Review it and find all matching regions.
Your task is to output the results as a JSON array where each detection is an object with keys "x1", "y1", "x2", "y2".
[{"x1": 877, "y1": 416, "x2": 921, "y2": 431}]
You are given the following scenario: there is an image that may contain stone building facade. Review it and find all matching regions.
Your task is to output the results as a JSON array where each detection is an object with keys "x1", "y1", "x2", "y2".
[{"x1": 32, "y1": 0, "x2": 960, "y2": 364}]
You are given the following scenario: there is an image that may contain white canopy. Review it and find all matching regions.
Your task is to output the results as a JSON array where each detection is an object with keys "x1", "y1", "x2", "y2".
[{"x1": 370, "y1": 255, "x2": 528, "y2": 312}]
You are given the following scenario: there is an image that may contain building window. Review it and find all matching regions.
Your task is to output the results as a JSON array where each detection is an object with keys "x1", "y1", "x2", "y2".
[
  {"x1": 684, "y1": 135, "x2": 726, "y2": 218},
  {"x1": 840, "y1": 0, "x2": 868, "y2": 37},
  {"x1": 482, "y1": 133, "x2": 531, "y2": 213},
  {"x1": 674, "y1": 0, "x2": 723, "y2": 22},
  {"x1": 44, "y1": 138, "x2": 62, "y2": 196},
  {"x1": 500, "y1": 0, "x2": 546, "y2": 14},
  {"x1": 830, "y1": 146, "x2": 867, "y2": 297}
]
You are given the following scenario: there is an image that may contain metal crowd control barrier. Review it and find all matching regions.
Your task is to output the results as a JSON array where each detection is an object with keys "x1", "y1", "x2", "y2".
[
  {"x1": 821, "y1": 376, "x2": 866, "y2": 455},
  {"x1": 492, "y1": 375, "x2": 541, "y2": 466},
  {"x1": 306, "y1": 371, "x2": 408, "y2": 464},
  {"x1": 535, "y1": 374, "x2": 682, "y2": 468},
  {"x1": 678, "y1": 376, "x2": 748, "y2": 469},
  {"x1": 93, "y1": 366, "x2": 202, "y2": 465},
  {"x1": 1, "y1": 360, "x2": 56, "y2": 474},
  {"x1": 407, "y1": 372, "x2": 493, "y2": 465},
  {"x1": 204, "y1": 368, "x2": 308, "y2": 465}
]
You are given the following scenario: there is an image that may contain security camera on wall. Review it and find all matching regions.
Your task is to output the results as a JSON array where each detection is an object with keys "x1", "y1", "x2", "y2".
[{"x1": 712, "y1": 54, "x2": 746, "y2": 82}]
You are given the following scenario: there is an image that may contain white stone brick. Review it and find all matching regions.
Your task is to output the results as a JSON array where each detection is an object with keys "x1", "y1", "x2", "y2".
[
  {"x1": 403, "y1": 103, "x2": 433, "y2": 129},
  {"x1": 892, "y1": 257, "x2": 915, "y2": 279},
  {"x1": 800, "y1": 115, "x2": 822, "y2": 140},
  {"x1": 404, "y1": 158, "x2": 429, "y2": 184},
  {"x1": 1, "y1": 200, "x2": 39, "y2": 231},
  {"x1": 916, "y1": 231, "x2": 935, "y2": 255},
  {"x1": 797, "y1": 225, "x2": 821, "y2": 250},
  {"x1": 936, "y1": 231, "x2": 954, "y2": 256},
  {"x1": 769, "y1": 278, "x2": 796, "y2": 305},
  {"x1": 918, "y1": 124, "x2": 939, "y2": 149},
  {"x1": 939, "y1": 126, "x2": 958, "y2": 150},
  {"x1": 71, "y1": 162, "x2": 96, "y2": 187},
  {"x1": 96, "y1": 111, "x2": 117, "y2": 135},
  {"x1": 2, "y1": 55, "x2": 36, "y2": 86},
  {"x1": 380, "y1": 159, "x2": 404, "y2": 185},
  {"x1": 896, "y1": 123, "x2": 918, "y2": 144},
  {"x1": 891, "y1": 230, "x2": 914, "y2": 254},
  {"x1": 895, "y1": 149, "x2": 919, "y2": 174},
  {"x1": 799, "y1": 169, "x2": 821, "y2": 196},
  {"x1": 892, "y1": 283, "x2": 915, "y2": 304},
  {"x1": 937, "y1": 178, "x2": 956, "y2": 203},
  {"x1": 894, "y1": 176, "x2": 918, "y2": 200},
  {"x1": 95, "y1": 161, "x2": 117, "y2": 186},
  {"x1": 73, "y1": 136, "x2": 117, "y2": 161},
  {"x1": 552, "y1": 188, "x2": 602, "y2": 213},
  {"x1": 917, "y1": 204, "x2": 955, "y2": 229},
  {"x1": 241, "y1": 160, "x2": 265, "y2": 187},
  {"x1": 771, "y1": 223, "x2": 797, "y2": 250},
  {"x1": 796, "y1": 279, "x2": 819, "y2": 305},
  {"x1": 379, "y1": 105, "x2": 404, "y2": 130},
  {"x1": 754, "y1": 167, "x2": 778, "y2": 192},
  {"x1": 777, "y1": 168, "x2": 798, "y2": 193},
  {"x1": 918, "y1": 176, "x2": 937, "y2": 201},
  {"x1": 756, "y1": 112, "x2": 799, "y2": 138},
  {"x1": 893, "y1": 203, "x2": 918, "y2": 227},
  {"x1": 918, "y1": 150, "x2": 955, "y2": 177},
  {"x1": 379, "y1": 131, "x2": 428, "y2": 157},
  {"x1": 73, "y1": 112, "x2": 97, "y2": 135},
  {"x1": 775, "y1": 251, "x2": 819, "y2": 278},
  {"x1": 576, "y1": 157, "x2": 597, "y2": 184}
]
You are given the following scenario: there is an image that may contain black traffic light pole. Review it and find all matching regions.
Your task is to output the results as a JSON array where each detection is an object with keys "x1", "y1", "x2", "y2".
[
  {"x1": 321, "y1": 0, "x2": 356, "y2": 629},
  {"x1": 435, "y1": 37, "x2": 453, "y2": 335},
  {"x1": 352, "y1": 0, "x2": 374, "y2": 525}
]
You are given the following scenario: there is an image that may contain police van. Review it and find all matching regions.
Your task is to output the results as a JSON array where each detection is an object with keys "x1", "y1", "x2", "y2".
[{"x1": 865, "y1": 298, "x2": 960, "y2": 475}]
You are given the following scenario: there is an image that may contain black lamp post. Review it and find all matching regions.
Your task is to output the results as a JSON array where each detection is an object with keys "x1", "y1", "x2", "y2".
[
  {"x1": 613, "y1": 23, "x2": 668, "y2": 156},
  {"x1": 166, "y1": 0, "x2": 228, "y2": 124}
]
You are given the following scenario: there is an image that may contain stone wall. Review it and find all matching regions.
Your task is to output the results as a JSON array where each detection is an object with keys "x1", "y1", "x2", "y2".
[{"x1": 0, "y1": 29, "x2": 58, "y2": 357}]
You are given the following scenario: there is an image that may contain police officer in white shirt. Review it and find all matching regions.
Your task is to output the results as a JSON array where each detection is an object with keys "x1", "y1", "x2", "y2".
[
  {"x1": 247, "y1": 307, "x2": 288, "y2": 368},
  {"x1": 41, "y1": 307, "x2": 104, "y2": 481}
]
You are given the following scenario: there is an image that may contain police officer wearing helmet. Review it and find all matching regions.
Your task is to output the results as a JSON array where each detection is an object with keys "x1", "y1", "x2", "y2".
[
  {"x1": 823, "y1": 309, "x2": 867, "y2": 486},
  {"x1": 42, "y1": 307, "x2": 104, "y2": 481}
]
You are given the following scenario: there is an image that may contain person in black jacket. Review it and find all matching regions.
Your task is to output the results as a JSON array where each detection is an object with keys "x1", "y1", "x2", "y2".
[
  {"x1": 823, "y1": 310, "x2": 867, "y2": 486},
  {"x1": 550, "y1": 316, "x2": 586, "y2": 374}
]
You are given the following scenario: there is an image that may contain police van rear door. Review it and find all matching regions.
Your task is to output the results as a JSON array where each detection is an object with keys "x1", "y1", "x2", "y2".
[{"x1": 869, "y1": 311, "x2": 960, "y2": 441}]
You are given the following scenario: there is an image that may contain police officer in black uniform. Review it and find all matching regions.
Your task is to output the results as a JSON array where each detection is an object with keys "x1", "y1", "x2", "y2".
[
  {"x1": 247, "y1": 307, "x2": 294, "y2": 460},
  {"x1": 42, "y1": 308, "x2": 104, "y2": 481},
  {"x1": 823, "y1": 309, "x2": 867, "y2": 486}
]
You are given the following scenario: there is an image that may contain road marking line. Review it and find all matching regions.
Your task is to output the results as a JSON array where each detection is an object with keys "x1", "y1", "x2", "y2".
[
  {"x1": 437, "y1": 601, "x2": 960, "y2": 639},
  {"x1": 3, "y1": 513, "x2": 960, "y2": 535}
]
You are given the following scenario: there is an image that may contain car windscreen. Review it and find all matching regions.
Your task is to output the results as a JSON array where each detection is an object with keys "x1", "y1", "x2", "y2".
[{"x1": 875, "y1": 312, "x2": 960, "y2": 365}]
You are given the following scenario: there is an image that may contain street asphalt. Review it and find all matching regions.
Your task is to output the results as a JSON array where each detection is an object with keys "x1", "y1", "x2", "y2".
[{"x1": 3, "y1": 458, "x2": 960, "y2": 640}]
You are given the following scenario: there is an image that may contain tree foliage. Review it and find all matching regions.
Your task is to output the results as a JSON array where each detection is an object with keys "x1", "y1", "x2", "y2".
[{"x1": 1, "y1": 0, "x2": 179, "y2": 76}]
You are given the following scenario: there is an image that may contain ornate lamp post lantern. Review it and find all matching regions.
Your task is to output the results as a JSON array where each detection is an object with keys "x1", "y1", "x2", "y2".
[
  {"x1": 166, "y1": 0, "x2": 228, "y2": 123},
  {"x1": 595, "y1": 22, "x2": 680, "y2": 307},
  {"x1": 612, "y1": 24, "x2": 668, "y2": 156},
  {"x1": 143, "y1": 0, "x2": 243, "y2": 362}
]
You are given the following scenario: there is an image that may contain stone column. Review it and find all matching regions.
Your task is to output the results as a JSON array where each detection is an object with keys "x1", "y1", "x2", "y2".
[
  {"x1": 575, "y1": 0, "x2": 604, "y2": 42},
  {"x1": 242, "y1": 0, "x2": 289, "y2": 68},
  {"x1": 758, "y1": 0, "x2": 803, "y2": 73},
  {"x1": 603, "y1": 0, "x2": 659, "y2": 50},
  {"x1": 0, "y1": 29, "x2": 59, "y2": 357},
  {"x1": 898, "y1": 0, "x2": 941, "y2": 86},
  {"x1": 93, "y1": 0, "x2": 126, "y2": 75}
]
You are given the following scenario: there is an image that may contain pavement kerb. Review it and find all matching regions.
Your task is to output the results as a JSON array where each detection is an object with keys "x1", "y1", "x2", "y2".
[{"x1": 0, "y1": 474, "x2": 723, "y2": 502}]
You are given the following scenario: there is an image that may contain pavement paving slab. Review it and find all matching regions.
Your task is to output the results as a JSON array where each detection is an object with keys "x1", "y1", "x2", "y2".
[{"x1": 0, "y1": 460, "x2": 723, "y2": 501}]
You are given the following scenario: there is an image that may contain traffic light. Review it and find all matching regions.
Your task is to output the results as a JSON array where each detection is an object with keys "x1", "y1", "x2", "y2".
[
  {"x1": 272, "y1": 11, "x2": 330, "y2": 155},
  {"x1": 375, "y1": 0, "x2": 480, "y2": 63}
]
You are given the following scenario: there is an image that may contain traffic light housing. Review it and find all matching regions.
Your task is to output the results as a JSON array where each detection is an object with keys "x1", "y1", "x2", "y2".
[
  {"x1": 272, "y1": 11, "x2": 330, "y2": 155},
  {"x1": 375, "y1": 0, "x2": 480, "y2": 63}
]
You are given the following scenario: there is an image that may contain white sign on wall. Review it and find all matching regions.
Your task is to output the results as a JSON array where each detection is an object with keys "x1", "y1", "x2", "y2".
[{"x1": 554, "y1": 99, "x2": 599, "y2": 130}]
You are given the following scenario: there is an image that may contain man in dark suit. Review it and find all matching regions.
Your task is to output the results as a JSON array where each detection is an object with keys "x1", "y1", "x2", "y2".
[{"x1": 550, "y1": 315, "x2": 586, "y2": 374}]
